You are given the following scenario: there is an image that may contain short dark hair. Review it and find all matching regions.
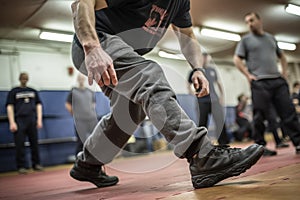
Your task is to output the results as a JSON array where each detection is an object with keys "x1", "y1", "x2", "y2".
[
  {"x1": 293, "y1": 81, "x2": 300, "y2": 88},
  {"x1": 244, "y1": 12, "x2": 260, "y2": 19},
  {"x1": 19, "y1": 72, "x2": 28, "y2": 80}
]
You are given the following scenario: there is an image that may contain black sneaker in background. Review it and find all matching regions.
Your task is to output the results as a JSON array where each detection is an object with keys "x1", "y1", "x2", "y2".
[
  {"x1": 263, "y1": 147, "x2": 277, "y2": 156},
  {"x1": 70, "y1": 162, "x2": 119, "y2": 188},
  {"x1": 276, "y1": 142, "x2": 289, "y2": 149},
  {"x1": 189, "y1": 144, "x2": 264, "y2": 189}
]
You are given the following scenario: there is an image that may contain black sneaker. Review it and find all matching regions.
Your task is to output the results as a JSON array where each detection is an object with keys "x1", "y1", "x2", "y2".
[
  {"x1": 70, "y1": 162, "x2": 119, "y2": 188},
  {"x1": 189, "y1": 144, "x2": 264, "y2": 189},
  {"x1": 263, "y1": 147, "x2": 277, "y2": 156},
  {"x1": 276, "y1": 142, "x2": 289, "y2": 149},
  {"x1": 282, "y1": 136, "x2": 290, "y2": 143}
]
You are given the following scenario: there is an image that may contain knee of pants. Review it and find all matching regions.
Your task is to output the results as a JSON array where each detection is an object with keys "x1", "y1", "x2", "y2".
[
  {"x1": 253, "y1": 110, "x2": 264, "y2": 120},
  {"x1": 137, "y1": 62, "x2": 175, "y2": 104},
  {"x1": 266, "y1": 117, "x2": 279, "y2": 131},
  {"x1": 281, "y1": 112, "x2": 298, "y2": 125},
  {"x1": 128, "y1": 101, "x2": 147, "y2": 125},
  {"x1": 253, "y1": 112, "x2": 265, "y2": 127}
]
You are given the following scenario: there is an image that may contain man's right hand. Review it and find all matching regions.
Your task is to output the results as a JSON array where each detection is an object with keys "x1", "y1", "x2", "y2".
[
  {"x1": 10, "y1": 122, "x2": 17, "y2": 132},
  {"x1": 191, "y1": 71, "x2": 209, "y2": 97},
  {"x1": 247, "y1": 74, "x2": 257, "y2": 83},
  {"x1": 84, "y1": 46, "x2": 118, "y2": 87}
]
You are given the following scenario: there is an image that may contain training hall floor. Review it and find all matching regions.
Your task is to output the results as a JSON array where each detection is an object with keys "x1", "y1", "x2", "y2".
[{"x1": 0, "y1": 138, "x2": 300, "y2": 200}]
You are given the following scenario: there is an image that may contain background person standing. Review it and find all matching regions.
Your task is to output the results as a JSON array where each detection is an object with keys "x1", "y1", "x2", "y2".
[
  {"x1": 65, "y1": 73, "x2": 98, "y2": 156},
  {"x1": 6, "y1": 72, "x2": 43, "y2": 174},
  {"x1": 188, "y1": 53, "x2": 230, "y2": 145},
  {"x1": 234, "y1": 93, "x2": 253, "y2": 142},
  {"x1": 233, "y1": 12, "x2": 300, "y2": 155}
]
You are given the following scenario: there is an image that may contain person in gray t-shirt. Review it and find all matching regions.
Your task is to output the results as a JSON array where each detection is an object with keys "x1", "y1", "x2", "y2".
[
  {"x1": 66, "y1": 73, "x2": 98, "y2": 155},
  {"x1": 234, "y1": 12, "x2": 300, "y2": 155}
]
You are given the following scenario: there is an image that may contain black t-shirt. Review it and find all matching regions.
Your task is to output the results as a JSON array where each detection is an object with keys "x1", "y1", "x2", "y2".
[
  {"x1": 75, "y1": 0, "x2": 192, "y2": 55},
  {"x1": 6, "y1": 87, "x2": 42, "y2": 118}
]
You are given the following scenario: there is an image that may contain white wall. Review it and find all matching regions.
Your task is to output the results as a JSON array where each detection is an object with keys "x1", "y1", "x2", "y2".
[
  {"x1": 216, "y1": 63, "x2": 251, "y2": 106},
  {"x1": 0, "y1": 41, "x2": 89, "y2": 91},
  {"x1": 0, "y1": 55, "x2": 13, "y2": 89},
  {"x1": 145, "y1": 53, "x2": 191, "y2": 94},
  {"x1": 17, "y1": 51, "x2": 75, "y2": 90}
]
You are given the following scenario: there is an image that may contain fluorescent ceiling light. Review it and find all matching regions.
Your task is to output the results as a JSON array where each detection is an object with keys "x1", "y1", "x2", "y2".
[
  {"x1": 158, "y1": 50, "x2": 185, "y2": 60},
  {"x1": 277, "y1": 41, "x2": 297, "y2": 51},
  {"x1": 285, "y1": 4, "x2": 300, "y2": 16},
  {"x1": 200, "y1": 28, "x2": 241, "y2": 41},
  {"x1": 39, "y1": 31, "x2": 73, "y2": 43}
]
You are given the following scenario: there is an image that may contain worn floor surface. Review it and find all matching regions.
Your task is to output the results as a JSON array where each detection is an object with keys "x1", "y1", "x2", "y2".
[{"x1": 0, "y1": 140, "x2": 299, "y2": 200}]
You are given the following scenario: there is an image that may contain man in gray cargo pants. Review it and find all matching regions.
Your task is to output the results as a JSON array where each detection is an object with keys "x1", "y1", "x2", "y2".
[{"x1": 69, "y1": 0, "x2": 264, "y2": 189}]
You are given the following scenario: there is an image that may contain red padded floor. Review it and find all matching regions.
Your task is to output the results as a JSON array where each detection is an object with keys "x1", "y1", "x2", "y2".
[{"x1": 0, "y1": 140, "x2": 299, "y2": 200}]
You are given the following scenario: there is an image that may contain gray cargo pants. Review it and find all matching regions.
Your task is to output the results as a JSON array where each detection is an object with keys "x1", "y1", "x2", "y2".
[{"x1": 71, "y1": 32, "x2": 212, "y2": 165}]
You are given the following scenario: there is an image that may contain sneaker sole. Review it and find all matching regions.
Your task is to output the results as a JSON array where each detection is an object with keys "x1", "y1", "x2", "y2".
[
  {"x1": 192, "y1": 146, "x2": 264, "y2": 189},
  {"x1": 70, "y1": 168, "x2": 119, "y2": 188}
]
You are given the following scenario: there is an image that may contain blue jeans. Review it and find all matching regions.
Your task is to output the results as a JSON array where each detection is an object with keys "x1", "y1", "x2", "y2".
[{"x1": 71, "y1": 32, "x2": 212, "y2": 165}]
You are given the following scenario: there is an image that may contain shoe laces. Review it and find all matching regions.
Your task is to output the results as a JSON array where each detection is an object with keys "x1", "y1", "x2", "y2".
[
  {"x1": 213, "y1": 145, "x2": 241, "y2": 153},
  {"x1": 188, "y1": 145, "x2": 241, "y2": 163}
]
